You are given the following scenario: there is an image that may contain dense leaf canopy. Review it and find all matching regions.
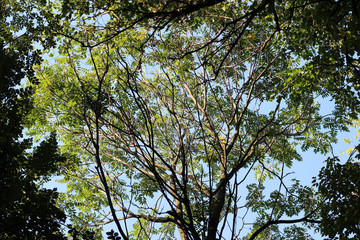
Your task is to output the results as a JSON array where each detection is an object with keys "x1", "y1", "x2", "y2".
[{"x1": 0, "y1": 44, "x2": 67, "y2": 239}]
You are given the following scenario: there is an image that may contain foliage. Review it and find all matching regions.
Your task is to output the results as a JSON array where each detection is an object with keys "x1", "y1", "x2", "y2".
[
  {"x1": 106, "y1": 229, "x2": 121, "y2": 240},
  {"x1": 16, "y1": 0, "x2": 360, "y2": 239},
  {"x1": 314, "y1": 157, "x2": 360, "y2": 239},
  {"x1": 0, "y1": 45, "x2": 66, "y2": 239}
]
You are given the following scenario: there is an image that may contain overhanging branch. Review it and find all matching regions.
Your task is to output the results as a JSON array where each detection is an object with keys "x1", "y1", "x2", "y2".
[{"x1": 249, "y1": 213, "x2": 321, "y2": 240}]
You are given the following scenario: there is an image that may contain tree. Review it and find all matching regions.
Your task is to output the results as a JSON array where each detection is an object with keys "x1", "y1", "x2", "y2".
[
  {"x1": 0, "y1": 44, "x2": 67, "y2": 238},
  {"x1": 1, "y1": 3, "x2": 101, "y2": 239},
  {"x1": 27, "y1": 0, "x2": 359, "y2": 239},
  {"x1": 314, "y1": 153, "x2": 360, "y2": 239}
]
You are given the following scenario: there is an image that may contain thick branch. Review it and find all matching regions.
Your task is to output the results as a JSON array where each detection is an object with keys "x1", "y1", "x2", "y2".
[{"x1": 249, "y1": 213, "x2": 321, "y2": 240}]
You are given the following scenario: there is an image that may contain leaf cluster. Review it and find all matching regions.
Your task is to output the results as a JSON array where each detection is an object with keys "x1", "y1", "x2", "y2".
[
  {"x1": 314, "y1": 157, "x2": 360, "y2": 239},
  {"x1": 0, "y1": 45, "x2": 66, "y2": 239}
]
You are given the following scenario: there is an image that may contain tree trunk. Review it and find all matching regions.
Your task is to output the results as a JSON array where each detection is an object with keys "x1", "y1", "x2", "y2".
[{"x1": 206, "y1": 154, "x2": 227, "y2": 240}]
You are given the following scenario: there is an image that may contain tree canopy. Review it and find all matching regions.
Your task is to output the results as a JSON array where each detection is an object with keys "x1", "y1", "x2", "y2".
[
  {"x1": 3, "y1": 0, "x2": 360, "y2": 239},
  {"x1": 0, "y1": 43, "x2": 67, "y2": 239}
]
